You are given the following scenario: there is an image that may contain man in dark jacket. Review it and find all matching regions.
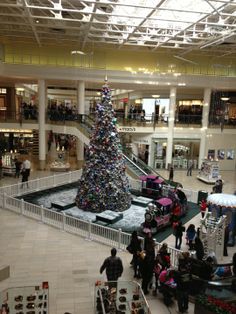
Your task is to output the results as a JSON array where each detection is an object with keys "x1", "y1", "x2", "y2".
[
  {"x1": 173, "y1": 268, "x2": 191, "y2": 313},
  {"x1": 174, "y1": 221, "x2": 185, "y2": 250},
  {"x1": 100, "y1": 248, "x2": 123, "y2": 285}
]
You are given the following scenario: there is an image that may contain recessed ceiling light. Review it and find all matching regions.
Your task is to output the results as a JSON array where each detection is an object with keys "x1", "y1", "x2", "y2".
[
  {"x1": 152, "y1": 95, "x2": 160, "y2": 98},
  {"x1": 71, "y1": 50, "x2": 85, "y2": 55},
  {"x1": 36, "y1": 19, "x2": 39, "y2": 23}
]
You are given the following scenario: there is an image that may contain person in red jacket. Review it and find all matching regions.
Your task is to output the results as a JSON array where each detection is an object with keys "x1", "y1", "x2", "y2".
[{"x1": 200, "y1": 199, "x2": 207, "y2": 218}]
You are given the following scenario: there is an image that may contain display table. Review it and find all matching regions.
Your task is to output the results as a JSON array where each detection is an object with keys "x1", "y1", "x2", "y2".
[
  {"x1": 2, "y1": 166, "x2": 16, "y2": 176},
  {"x1": 50, "y1": 161, "x2": 70, "y2": 172},
  {"x1": 0, "y1": 281, "x2": 49, "y2": 314},
  {"x1": 95, "y1": 280, "x2": 150, "y2": 314},
  {"x1": 197, "y1": 159, "x2": 221, "y2": 184},
  {"x1": 2, "y1": 153, "x2": 18, "y2": 176}
]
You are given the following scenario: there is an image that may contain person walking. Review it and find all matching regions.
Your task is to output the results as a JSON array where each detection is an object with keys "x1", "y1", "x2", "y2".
[
  {"x1": 186, "y1": 224, "x2": 196, "y2": 250},
  {"x1": 200, "y1": 198, "x2": 207, "y2": 218},
  {"x1": 194, "y1": 237, "x2": 204, "y2": 260},
  {"x1": 21, "y1": 158, "x2": 31, "y2": 188},
  {"x1": 100, "y1": 248, "x2": 123, "y2": 286},
  {"x1": 174, "y1": 221, "x2": 185, "y2": 250},
  {"x1": 223, "y1": 224, "x2": 229, "y2": 256},
  {"x1": 169, "y1": 165, "x2": 174, "y2": 181},
  {"x1": 173, "y1": 265, "x2": 191, "y2": 313},
  {"x1": 139, "y1": 253, "x2": 154, "y2": 295},
  {"x1": 187, "y1": 159, "x2": 193, "y2": 176},
  {"x1": 127, "y1": 231, "x2": 142, "y2": 278},
  {"x1": 14, "y1": 158, "x2": 22, "y2": 178}
]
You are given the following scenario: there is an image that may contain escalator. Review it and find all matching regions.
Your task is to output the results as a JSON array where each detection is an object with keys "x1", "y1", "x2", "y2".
[{"x1": 76, "y1": 114, "x2": 167, "y2": 180}]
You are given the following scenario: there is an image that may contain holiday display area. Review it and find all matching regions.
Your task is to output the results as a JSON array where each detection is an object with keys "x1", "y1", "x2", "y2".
[
  {"x1": 31, "y1": 186, "x2": 147, "y2": 232},
  {"x1": 197, "y1": 159, "x2": 221, "y2": 184},
  {"x1": 75, "y1": 80, "x2": 131, "y2": 213}
]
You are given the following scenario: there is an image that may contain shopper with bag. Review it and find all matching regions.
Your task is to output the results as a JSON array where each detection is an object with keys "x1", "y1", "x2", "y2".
[{"x1": 126, "y1": 231, "x2": 142, "y2": 278}]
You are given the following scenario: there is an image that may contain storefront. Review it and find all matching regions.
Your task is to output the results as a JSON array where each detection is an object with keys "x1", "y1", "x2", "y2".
[{"x1": 172, "y1": 139, "x2": 200, "y2": 169}]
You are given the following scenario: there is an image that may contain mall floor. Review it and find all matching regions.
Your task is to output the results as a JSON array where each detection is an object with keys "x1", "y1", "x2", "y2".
[{"x1": 0, "y1": 158, "x2": 235, "y2": 314}]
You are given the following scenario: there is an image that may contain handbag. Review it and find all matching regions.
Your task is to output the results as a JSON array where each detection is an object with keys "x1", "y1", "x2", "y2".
[{"x1": 126, "y1": 244, "x2": 134, "y2": 254}]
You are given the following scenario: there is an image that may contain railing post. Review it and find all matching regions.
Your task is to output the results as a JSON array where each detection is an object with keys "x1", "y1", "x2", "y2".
[
  {"x1": 118, "y1": 228, "x2": 122, "y2": 250},
  {"x1": 69, "y1": 171, "x2": 72, "y2": 183},
  {"x1": 62, "y1": 212, "x2": 66, "y2": 231},
  {"x1": 16, "y1": 183, "x2": 20, "y2": 196},
  {"x1": 3, "y1": 192, "x2": 6, "y2": 208},
  {"x1": 21, "y1": 198, "x2": 24, "y2": 215},
  {"x1": 53, "y1": 174, "x2": 56, "y2": 187},
  {"x1": 36, "y1": 178, "x2": 40, "y2": 191},
  {"x1": 40, "y1": 205, "x2": 44, "y2": 223},
  {"x1": 86, "y1": 220, "x2": 92, "y2": 241}
]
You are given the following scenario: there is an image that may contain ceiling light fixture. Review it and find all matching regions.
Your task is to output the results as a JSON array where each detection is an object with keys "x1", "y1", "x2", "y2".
[
  {"x1": 221, "y1": 96, "x2": 230, "y2": 101},
  {"x1": 71, "y1": 50, "x2": 86, "y2": 55},
  {"x1": 152, "y1": 95, "x2": 160, "y2": 98}
]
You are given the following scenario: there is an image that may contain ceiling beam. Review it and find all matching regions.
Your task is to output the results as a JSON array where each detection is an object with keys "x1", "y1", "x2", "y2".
[{"x1": 22, "y1": 0, "x2": 41, "y2": 46}]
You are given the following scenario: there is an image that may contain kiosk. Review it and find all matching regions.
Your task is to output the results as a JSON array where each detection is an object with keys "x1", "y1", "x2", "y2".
[{"x1": 197, "y1": 159, "x2": 221, "y2": 184}]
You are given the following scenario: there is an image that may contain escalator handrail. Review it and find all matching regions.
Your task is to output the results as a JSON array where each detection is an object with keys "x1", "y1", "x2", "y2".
[{"x1": 122, "y1": 154, "x2": 147, "y2": 176}]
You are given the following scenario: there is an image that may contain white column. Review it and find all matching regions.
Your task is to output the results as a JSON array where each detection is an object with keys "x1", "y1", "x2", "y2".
[
  {"x1": 38, "y1": 79, "x2": 46, "y2": 170},
  {"x1": 77, "y1": 81, "x2": 85, "y2": 114},
  {"x1": 76, "y1": 81, "x2": 85, "y2": 165},
  {"x1": 165, "y1": 87, "x2": 176, "y2": 169},
  {"x1": 199, "y1": 88, "x2": 211, "y2": 168}
]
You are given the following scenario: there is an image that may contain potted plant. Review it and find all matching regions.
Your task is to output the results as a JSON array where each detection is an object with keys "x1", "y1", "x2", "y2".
[{"x1": 195, "y1": 295, "x2": 236, "y2": 314}]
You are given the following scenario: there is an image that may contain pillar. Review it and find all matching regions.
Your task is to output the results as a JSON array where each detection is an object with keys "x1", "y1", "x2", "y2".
[
  {"x1": 199, "y1": 88, "x2": 211, "y2": 168},
  {"x1": 165, "y1": 87, "x2": 176, "y2": 169},
  {"x1": 76, "y1": 81, "x2": 85, "y2": 167},
  {"x1": 38, "y1": 79, "x2": 46, "y2": 170},
  {"x1": 77, "y1": 81, "x2": 85, "y2": 114}
]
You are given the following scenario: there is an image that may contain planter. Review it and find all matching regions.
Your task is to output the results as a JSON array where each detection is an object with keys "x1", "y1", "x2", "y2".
[{"x1": 194, "y1": 303, "x2": 217, "y2": 314}]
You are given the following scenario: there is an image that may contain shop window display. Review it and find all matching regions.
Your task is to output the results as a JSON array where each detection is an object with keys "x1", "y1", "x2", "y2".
[
  {"x1": 209, "y1": 91, "x2": 236, "y2": 126},
  {"x1": 217, "y1": 149, "x2": 225, "y2": 160},
  {"x1": 226, "y1": 149, "x2": 235, "y2": 160}
]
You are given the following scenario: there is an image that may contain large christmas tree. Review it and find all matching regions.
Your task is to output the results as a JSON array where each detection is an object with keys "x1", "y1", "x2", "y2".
[{"x1": 75, "y1": 80, "x2": 132, "y2": 213}]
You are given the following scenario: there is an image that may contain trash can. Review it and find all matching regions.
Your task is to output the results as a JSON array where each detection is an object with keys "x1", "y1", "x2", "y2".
[{"x1": 197, "y1": 190, "x2": 208, "y2": 205}]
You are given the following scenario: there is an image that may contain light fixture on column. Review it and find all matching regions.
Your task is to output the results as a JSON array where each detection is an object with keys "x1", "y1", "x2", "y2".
[{"x1": 220, "y1": 95, "x2": 230, "y2": 101}]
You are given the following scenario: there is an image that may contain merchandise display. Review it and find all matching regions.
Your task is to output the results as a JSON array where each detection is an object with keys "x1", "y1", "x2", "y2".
[
  {"x1": 0, "y1": 282, "x2": 49, "y2": 314},
  {"x1": 2, "y1": 153, "x2": 17, "y2": 176},
  {"x1": 50, "y1": 161, "x2": 70, "y2": 172},
  {"x1": 95, "y1": 280, "x2": 150, "y2": 314},
  {"x1": 50, "y1": 150, "x2": 70, "y2": 172},
  {"x1": 197, "y1": 159, "x2": 221, "y2": 184},
  {"x1": 75, "y1": 80, "x2": 132, "y2": 213}
]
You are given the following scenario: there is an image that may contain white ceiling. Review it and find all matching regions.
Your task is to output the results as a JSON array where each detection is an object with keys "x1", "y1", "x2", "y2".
[{"x1": 0, "y1": 0, "x2": 236, "y2": 56}]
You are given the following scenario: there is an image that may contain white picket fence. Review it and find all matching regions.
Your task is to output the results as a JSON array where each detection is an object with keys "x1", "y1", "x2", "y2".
[{"x1": 0, "y1": 170, "x2": 198, "y2": 267}]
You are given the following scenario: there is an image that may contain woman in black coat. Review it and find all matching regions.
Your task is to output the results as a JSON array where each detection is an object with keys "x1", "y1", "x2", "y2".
[
  {"x1": 194, "y1": 237, "x2": 204, "y2": 260},
  {"x1": 128, "y1": 231, "x2": 142, "y2": 278}
]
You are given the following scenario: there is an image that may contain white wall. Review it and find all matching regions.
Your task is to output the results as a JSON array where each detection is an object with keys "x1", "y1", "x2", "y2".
[{"x1": 205, "y1": 130, "x2": 236, "y2": 171}]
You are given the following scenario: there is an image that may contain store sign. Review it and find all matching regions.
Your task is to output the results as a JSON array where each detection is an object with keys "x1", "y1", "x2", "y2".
[{"x1": 118, "y1": 127, "x2": 136, "y2": 132}]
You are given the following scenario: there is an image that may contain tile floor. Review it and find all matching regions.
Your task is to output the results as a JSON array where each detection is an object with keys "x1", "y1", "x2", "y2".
[{"x1": 0, "y1": 167, "x2": 235, "y2": 314}]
